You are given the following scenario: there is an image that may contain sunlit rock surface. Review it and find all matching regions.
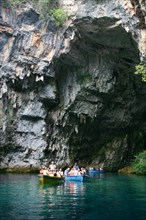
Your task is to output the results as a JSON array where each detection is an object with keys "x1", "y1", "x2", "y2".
[{"x1": 0, "y1": 0, "x2": 146, "y2": 171}]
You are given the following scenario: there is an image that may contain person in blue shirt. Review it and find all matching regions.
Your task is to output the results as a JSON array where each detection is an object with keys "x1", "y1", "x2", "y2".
[
  {"x1": 73, "y1": 162, "x2": 79, "y2": 170},
  {"x1": 64, "y1": 168, "x2": 70, "y2": 176}
]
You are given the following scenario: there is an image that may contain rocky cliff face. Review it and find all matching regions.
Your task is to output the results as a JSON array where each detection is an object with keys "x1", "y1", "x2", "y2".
[{"x1": 0, "y1": 0, "x2": 146, "y2": 171}]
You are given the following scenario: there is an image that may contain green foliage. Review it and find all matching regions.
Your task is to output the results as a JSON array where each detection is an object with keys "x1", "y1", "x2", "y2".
[
  {"x1": 4, "y1": 0, "x2": 67, "y2": 27},
  {"x1": 135, "y1": 64, "x2": 146, "y2": 82},
  {"x1": 50, "y1": 8, "x2": 68, "y2": 27},
  {"x1": 131, "y1": 150, "x2": 146, "y2": 175}
]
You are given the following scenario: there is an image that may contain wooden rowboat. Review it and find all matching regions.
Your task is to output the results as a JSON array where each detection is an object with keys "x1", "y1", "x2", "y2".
[
  {"x1": 64, "y1": 175, "x2": 84, "y2": 182},
  {"x1": 38, "y1": 174, "x2": 64, "y2": 183}
]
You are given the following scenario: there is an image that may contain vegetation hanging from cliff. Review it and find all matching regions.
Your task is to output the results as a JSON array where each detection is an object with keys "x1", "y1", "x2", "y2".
[
  {"x1": 131, "y1": 150, "x2": 146, "y2": 175},
  {"x1": 1, "y1": 0, "x2": 67, "y2": 27},
  {"x1": 135, "y1": 64, "x2": 146, "y2": 82},
  {"x1": 50, "y1": 8, "x2": 67, "y2": 27}
]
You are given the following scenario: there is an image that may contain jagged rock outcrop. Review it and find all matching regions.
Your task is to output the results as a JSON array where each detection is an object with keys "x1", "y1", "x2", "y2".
[{"x1": 0, "y1": 0, "x2": 146, "y2": 171}]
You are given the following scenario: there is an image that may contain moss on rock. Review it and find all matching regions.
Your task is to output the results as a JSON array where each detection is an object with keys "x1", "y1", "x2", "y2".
[{"x1": 118, "y1": 166, "x2": 134, "y2": 174}]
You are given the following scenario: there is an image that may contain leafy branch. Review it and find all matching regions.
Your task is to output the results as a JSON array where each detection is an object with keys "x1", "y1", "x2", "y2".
[
  {"x1": 131, "y1": 150, "x2": 146, "y2": 175},
  {"x1": 135, "y1": 64, "x2": 146, "y2": 82}
]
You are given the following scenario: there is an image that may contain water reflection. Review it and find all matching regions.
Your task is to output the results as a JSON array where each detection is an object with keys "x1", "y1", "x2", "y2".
[
  {"x1": 38, "y1": 181, "x2": 85, "y2": 202},
  {"x1": 88, "y1": 173, "x2": 105, "y2": 179},
  {"x1": 64, "y1": 181, "x2": 84, "y2": 195},
  {"x1": 0, "y1": 174, "x2": 145, "y2": 220},
  {"x1": 38, "y1": 181, "x2": 85, "y2": 219}
]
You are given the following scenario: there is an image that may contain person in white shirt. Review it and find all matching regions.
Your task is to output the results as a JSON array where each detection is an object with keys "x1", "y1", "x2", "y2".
[
  {"x1": 49, "y1": 161, "x2": 56, "y2": 171},
  {"x1": 57, "y1": 169, "x2": 63, "y2": 177},
  {"x1": 73, "y1": 168, "x2": 79, "y2": 176}
]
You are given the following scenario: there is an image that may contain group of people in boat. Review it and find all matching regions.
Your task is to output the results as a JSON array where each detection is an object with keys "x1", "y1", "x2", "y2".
[
  {"x1": 39, "y1": 162, "x2": 86, "y2": 178},
  {"x1": 39, "y1": 161, "x2": 63, "y2": 177},
  {"x1": 64, "y1": 163, "x2": 86, "y2": 176},
  {"x1": 89, "y1": 167, "x2": 104, "y2": 171}
]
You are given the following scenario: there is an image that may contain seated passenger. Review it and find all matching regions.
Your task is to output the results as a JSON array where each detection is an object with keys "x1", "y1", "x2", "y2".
[
  {"x1": 43, "y1": 167, "x2": 48, "y2": 175},
  {"x1": 57, "y1": 169, "x2": 63, "y2": 177},
  {"x1": 39, "y1": 167, "x2": 44, "y2": 174},
  {"x1": 73, "y1": 168, "x2": 78, "y2": 176},
  {"x1": 49, "y1": 161, "x2": 56, "y2": 171},
  {"x1": 64, "y1": 168, "x2": 70, "y2": 176},
  {"x1": 81, "y1": 167, "x2": 86, "y2": 176},
  {"x1": 68, "y1": 168, "x2": 74, "y2": 176}
]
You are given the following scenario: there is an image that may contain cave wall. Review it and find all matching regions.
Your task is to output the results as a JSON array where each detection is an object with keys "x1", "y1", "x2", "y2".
[{"x1": 0, "y1": 0, "x2": 146, "y2": 171}]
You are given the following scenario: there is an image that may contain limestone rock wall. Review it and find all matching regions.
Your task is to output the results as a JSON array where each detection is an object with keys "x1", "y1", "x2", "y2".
[{"x1": 0, "y1": 0, "x2": 146, "y2": 171}]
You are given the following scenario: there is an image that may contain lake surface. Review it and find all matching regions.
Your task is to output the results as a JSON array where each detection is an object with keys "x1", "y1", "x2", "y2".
[{"x1": 0, "y1": 173, "x2": 146, "y2": 220}]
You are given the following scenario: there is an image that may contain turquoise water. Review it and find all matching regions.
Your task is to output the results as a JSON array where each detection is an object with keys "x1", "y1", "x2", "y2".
[{"x1": 0, "y1": 173, "x2": 146, "y2": 220}]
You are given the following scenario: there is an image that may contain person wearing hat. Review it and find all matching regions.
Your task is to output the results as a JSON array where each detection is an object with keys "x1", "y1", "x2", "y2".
[{"x1": 49, "y1": 161, "x2": 56, "y2": 171}]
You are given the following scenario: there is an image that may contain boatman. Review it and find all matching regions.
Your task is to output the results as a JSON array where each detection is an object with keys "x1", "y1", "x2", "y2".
[{"x1": 49, "y1": 161, "x2": 56, "y2": 171}]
